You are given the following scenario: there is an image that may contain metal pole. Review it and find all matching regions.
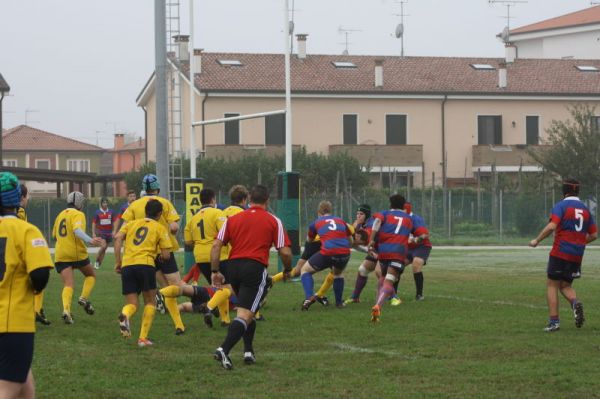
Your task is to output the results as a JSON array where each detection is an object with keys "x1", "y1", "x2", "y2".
[
  {"x1": 284, "y1": 0, "x2": 292, "y2": 172},
  {"x1": 189, "y1": 0, "x2": 197, "y2": 178},
  {"x1": 448, "y1": 189, "x2": 452, "y2": 238},
  {"x1": 155, "y1": 0, "x2": 170, "y2": 198},
  {"x1": 499, "y1": 189, "x2": 503, "y2": 240},
  {"x1": 0, "y1": 93, "x2": 4, "y2": 166},
  {"x1": 193, "y1": 109, "x2": 285, "y2": 127}
]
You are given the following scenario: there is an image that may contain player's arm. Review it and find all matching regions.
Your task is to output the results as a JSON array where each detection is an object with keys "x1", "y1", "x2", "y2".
[
  {"x1": 211, "y1": 220, "x2": 228, "y2": 286},
  {"x1": 307, "y1": 222, "x2": 317, "y2": 242},
  {"x1": 346, "y1": 223, "x2": 355, "y2": 247},
  {"x1": 91, "y1": 216, "x2": 98, "y2": 238},
  {"x1": 158, "y1": 226, "x2": 172, "y2": 262},
  {"x1": 183, "y1": 218, "x2": 194, "y2": 251},
  {"x1": 165, "y1": 201, "x2": 180, "y2": 234},
  {"x1": 586, "y1": 219, "x2": 598, "y2": 244},
  {"x1": 273, "y1": 218, "x2": 293, "y2": 277},
  {"x1": 24, "y1": 227, "x2": 53, "y2": 294},
  {"x1": 529, "y1": 221, "x2": 557, "y2": 247},
  {"x1": 113, "y1": 230, "x2": 125, "y2": 270}
]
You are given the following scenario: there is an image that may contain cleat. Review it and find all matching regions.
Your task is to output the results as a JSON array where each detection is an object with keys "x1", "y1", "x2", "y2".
[
  {"x1": 543, "y1": 322, "x2": 560, "y2": 332},
  {"x1": 214, "y1": 347, "x2": 233, "y2": 370},
  {"x1": 137, "y1": 338, "x2": 154, "y2": 347},
  {"x1": 36, "y1": 309, "x2": 51, "y2": 325},
  {"x1": 390, "y1": 297, "x2": 402, "y2": 306},
  {"x1": 415, "y1": 295, "x2": 425, "y2": 301},
  {"x1": 336, "y1": 302, "x2": 346, "y2": 309},
  {"x1": 220, "y1": 321, "x2": 231, "y2": 328},
  {"x1": 175, "y1": 328, "x2": 185, "y2": 336},
  {"x1": 315, "y1": 296, "x2": 330, "y2": 307},
  {"x1": 344, "y1": 297, "x2": 360, "y2": 305},
  {"x1": 202, "y1": 312, "x2": 214, "y2": 328},
  {"x1": 93, "y1": 261, "x2": 100, "y2": 270},
  {"x1": 574, "y1": 302, "x2": 585, "y2": 328},
  {"x1": 118, "y1": 313, "x2": 131, "y2": 338},
  {"x1": 243, "y1": 351, "x2": 256, "y2": 365},
  {"x1": 78, "y1": 297, "x2": 95, "y2": 315},
  {"x1": 301, "y1": 296, "x2": 316, "y2": 311},
  {"x1": 371, "y1": 305, "x2": 381, "y2": 323},
  {"x1": 195, "y1": 303, "x2": 214, "y2": 328},
  {"x1": 62, "y1": 312, "x2": 74, "y2": 325},
  {"x1": 155, "y1": 293, "x2": 166, "y2": 314}
]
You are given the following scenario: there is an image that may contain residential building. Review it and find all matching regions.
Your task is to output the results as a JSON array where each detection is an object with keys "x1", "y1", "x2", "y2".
[
  {"x1": 2, "y1": 125, "x2": 106, "y2": 197},
  {"x1": 137, "y1": 36, "x2": 600, "y2": 188},
  {"x1": 112, "y1": 133, "x2": 146, "y2": 196}
]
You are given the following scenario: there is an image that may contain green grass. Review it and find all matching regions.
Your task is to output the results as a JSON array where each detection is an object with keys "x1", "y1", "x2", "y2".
[{"x1": 33, "y1": 249, "x2": 600, "y2": 398}]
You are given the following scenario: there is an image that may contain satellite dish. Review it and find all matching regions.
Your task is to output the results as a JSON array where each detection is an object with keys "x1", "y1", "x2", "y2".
[
  {"x1": 289, "y1": 20, "x2": 294, "y2": 35},
  {"x1": 395, "y1": 23, "x2": 404, "y2": 39},
  {"x1": 500, "y1": 26, "x2": 510, "y2": 43}
]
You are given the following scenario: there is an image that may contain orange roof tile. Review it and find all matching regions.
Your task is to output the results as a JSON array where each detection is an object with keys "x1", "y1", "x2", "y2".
[
  {"x1": 3, "y1": 125, "x2": 104, "y2": 152},
  {"x1": 511, "y1": 6, "x2": 600, "y2": 35}
]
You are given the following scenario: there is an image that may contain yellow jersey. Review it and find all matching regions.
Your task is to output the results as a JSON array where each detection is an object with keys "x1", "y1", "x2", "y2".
[
  {"x1": 0, "y1": 216, "x2": 53, "y2": 333},
  {"x1": 53, "y1": 208, "x2": 88, "y2": 262},
  {"x1": 17, "y1": 207, "x2": 27, "y2": 221},
  {"x1": 120, "y1": 218, "x2": 172, "y2": 267},
  {"x1": 184, "y1": 206, "x2": 227, "y2": 263},
  {"x1": 221, "y1": 205, "x2": 245, "y2": 258},
  {"x1": 122, "y1": 195, "x2": 180, "y2": 251}
]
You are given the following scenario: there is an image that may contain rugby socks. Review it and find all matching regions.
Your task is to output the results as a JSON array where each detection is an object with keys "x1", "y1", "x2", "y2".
[
  {"x1": 393, "y1": 277, "x2": 400, "y2": 295},
  {"x1": 182, "y1": 264, "x2": 198, "y2": 284},
  {"x1": 272, "y1": 272, "x2": 285, "y2": 283},
  {"x1": 34, "y1": 292, "x2": 44, "y2": 314},
  {"x1": 414, "y1": 272, "x2": 424, "y2": 297},
  {"x1": 376, "y1": 280, "x2": 395, "y2": 307},
  {"x1": 62, "y1": 286, "x2": 74, "y2": 313},
  {"x1": 164, "y1": 297, "x2": 185, "y2": 331},
  {"x1": 208, "y1": 288, "x2": 231, "y2": 311},
  {"x1": 333, "y1": 276, "x2": 344, "y2": 305},
  {"x1": 81, "y1": 276, "x2": 96, "y2": 300},
  {"x1": 351, "y1": 274, "x2": 368, "y2": 299},
  {"x1": 218, "y1": 300, "x2": 230, "y2": 324},
  {"x1": 221, "y1": 317, "x2": 247, "y2": 354},
  {"x1": 243, "y1": 320, "x2": 257, "y2": 353},
  {"x1": 160, "y1": 285, "x2": 182, "y2": 298},
  {"x1": 316, "y1": 272, "x2": 335, "y2": 298},
  {"x1": 121, "y1": 303, "x2": 137, "y2": 319},
  {"x1": 549, "y1": 316, "x2": 560, "y2": 325},
  {"x1": 139, "y1": 305, "x2": 156, "y2": 340},
  {"x1": 300, "y1": 273, "x2": 315, "y2": 299}
]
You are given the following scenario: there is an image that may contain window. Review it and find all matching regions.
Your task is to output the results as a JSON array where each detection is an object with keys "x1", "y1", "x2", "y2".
[
  {"x1": 386, "y1": 115, "x2": 407, "y2": 145},
  {"x1": 217, "y1": 60, "x2": 242, "y2": 67},
  {"x1": 67, "y1": 159, "x2": 90, "y2": 172},
  {"x1": 35, "y1": 159, "x2": 51, "y2": 170},
  {"x1": 2, "y1": 160, "x2": 17, "y2": 167},
  {"x1": 576, "y1": 65, "x2": 599, "y2": 72},
  {"x1": 343, "y1": 114, "x2": 357, "y2": 145},
  {"x1": 224, "y1": 113, "x2": 240, "y2": 145},
  {"x1": 265, "y1": 114, "x2": 285, "y2": 145},
  {"x1": 470, "y1": 64, "x2": 495, "y2": 70},
  {"x1": 332, "y1": 61, "x2": 357, "y2": 69},
  {"x1": 526, "y1": 116, "x2": 539, "y2": 145},
  {"x1": 478, "y1": 116, "x2": 502, "y2": 145}
]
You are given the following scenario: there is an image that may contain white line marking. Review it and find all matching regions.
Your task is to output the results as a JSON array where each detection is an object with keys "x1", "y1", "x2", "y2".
[{"x1": 429, "y1": 294, "x2": 546, "y2": 309}]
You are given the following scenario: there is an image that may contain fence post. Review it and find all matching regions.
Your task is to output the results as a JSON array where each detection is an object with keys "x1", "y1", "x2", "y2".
[
  {"x1": 421, "y1": 162, "x2": 425, "y2": 215},
  {"x1": 430, "y1": 172, "x2": 435, "y2": 227},
  {"x1": 448, "y1": 190, "x2": 452, "y2": 238},
  {"x1": 499, "y1": 189, "x2": 503, "y2": 241},
  {"x1": 477, "y1": 168, "x2": 482, "y2": 222}
]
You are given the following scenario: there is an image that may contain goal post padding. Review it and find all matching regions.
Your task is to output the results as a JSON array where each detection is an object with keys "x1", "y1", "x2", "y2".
[
  {"x1": 276, "y1": 171, "x2": 301, "y2": 272},
  {"x1": 184, "y1": 178, "x2": 204, "y2": 274}
]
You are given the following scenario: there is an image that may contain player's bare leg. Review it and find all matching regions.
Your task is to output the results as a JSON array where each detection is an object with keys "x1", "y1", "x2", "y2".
[
  {"x1": 95, "y1": 240, "x2": 108, "y2": 269},
  {"x1": 0, "y1": 369, "x2": 35, "y2": 399},
  {"x1": 559, "y1": 280, "x2": 584, "y2": 328},
  {"x1": 544, "y1": 279, "x2": 561, "y2": 331},
  {"x1": 59, "y1": 267, "x2": 75, "y2": 324}
]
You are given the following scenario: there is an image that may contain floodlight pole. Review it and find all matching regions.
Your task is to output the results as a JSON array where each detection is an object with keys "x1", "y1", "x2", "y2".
[
  {"x1": 284, "y1": 0, "x2": 292, "y2": 172},
  {"x1": 189, "y1": 0, "x2": 197, "y2": 178},
  {"x1": 154, "y1": 0, "x2": 170, "y2": 198}
]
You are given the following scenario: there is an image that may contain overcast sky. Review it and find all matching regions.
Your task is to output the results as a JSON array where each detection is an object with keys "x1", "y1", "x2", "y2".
[{"x1": 0, "y1": 0, "x2": 593, "y2": 148}]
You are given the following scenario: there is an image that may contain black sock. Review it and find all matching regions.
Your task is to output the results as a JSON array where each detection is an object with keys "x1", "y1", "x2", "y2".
[
  {"x1": 243, "y1": 320, "x2": 257, "y2": 353},
  {"x1": 414, "y1": 272, "x2": 424, "y2": 296},
  {"x1": 393, "y1": 275, "x2": 401, "y2": 295},
  {"x1": 221, "y1": 318, "x2": 247, "y2": 354}
]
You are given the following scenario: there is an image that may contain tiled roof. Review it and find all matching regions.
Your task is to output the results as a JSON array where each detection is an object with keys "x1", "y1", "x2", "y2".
[
  {"x1": 0, "y1": 73, "x2": 9, "y2": 93},
  {"x1": 173, "y1": 53, "x2": 600, "y2": 96},
  {"x1": 510, "y1": 6, "x2": 600, "y2": 35},
  {"x1": 3, "y1": 125, "x2": 104, "y2": 152}
]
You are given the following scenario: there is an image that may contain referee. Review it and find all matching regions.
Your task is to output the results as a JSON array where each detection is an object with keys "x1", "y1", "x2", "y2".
[{"x1": 211, "y1": 185, "x2": 292, "y2": 370}]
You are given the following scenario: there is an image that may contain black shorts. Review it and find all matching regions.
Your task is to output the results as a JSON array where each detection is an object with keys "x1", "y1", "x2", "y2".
[
  {"x1": 547, "y1": 255, "x2": 581, "y2": 283},
  {"x1": 55, "y1": 258, "x2": 90, "y2": 274},
  {"x1": 379, "y1": 260, "x2": 406, "y2": 275},
  {"x1": 407, "y1": 246, "x2": 431, "y2": 265},
  {"x1": 190, "y1": 286, "x2": 212, "y2": 312},
  {"x1": 364, "y1": 254, "x2": 378, "y2": 263},
  {"x1": 0, "y1": 333, "x2": 34, "y2": 383},
  {"x1": 219, "y1": 260, "x2": 231, "y2": 282},
  {"x1": 226, "y1": 259, "x2": 269, "y2": 313},
  {"x1": 197, "y1": 262, "x2": 212, "y2": 284},
  {"x1": 301, "y1": 241, "x2": 322, "y2": 260},
  {"x1": 121, "y1": 265, "x2": 157, "y2": 295},
  {"x1": 155, "y1": 252, "x2": 178, "y2": 274},
  {"x1": 308, "y1": 252, "x2": 351, "y2": 272},
  {"x1": 99, "y1": 234, "x2": 112, "y2": 244}
]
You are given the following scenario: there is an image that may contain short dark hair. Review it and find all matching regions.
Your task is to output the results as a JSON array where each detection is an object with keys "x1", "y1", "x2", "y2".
[
  {"x1": 229, "y1": 185, "x2": 248, "y2": 205},
  {"x1": 389, "y1": 194, "x2": 406, "y2": 210},
  {"x1": 250, "y1": 185, "x2": 269, "y2": 204},
  {"x1": 145, "y1": 199, "x2": 163, "y2": 219},
  {"x1": 19, "y1": 184, "x2": 28, "y2": 199},
  {"x1": 127, "y1": 190, "x2": 136, "y2": 196},
  {"x1": 200, "y1": 188, "x2": 216, "y2": 205},
  {"x1": 562, "y1": 178, "x2": 580, "y2": 197}
]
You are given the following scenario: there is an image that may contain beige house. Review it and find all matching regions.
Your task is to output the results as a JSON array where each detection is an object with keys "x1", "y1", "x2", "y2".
[{"x1": 137, "y1": 37, "x2": 600, "y2": 187}]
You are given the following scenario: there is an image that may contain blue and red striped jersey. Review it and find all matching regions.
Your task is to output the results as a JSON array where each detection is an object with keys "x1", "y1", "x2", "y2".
[
  {"x1": 373, "y1": 209, "x2": 414, "y2": 261},
  {"x1": 116, "y1": 202, "x2": 129, "y2": 221},
  {"x1": 308, "y1": 215, "x2": 352, "y2": 256},
  {"x1": 93, "y1": 208, "x2": 115, "y2": 235},
  {"x1": 549, "y1": 196, "x2": 597, "y2": 263},
  {"x1": 409, "y1": 213, "x2": 431, "y2": 249}
]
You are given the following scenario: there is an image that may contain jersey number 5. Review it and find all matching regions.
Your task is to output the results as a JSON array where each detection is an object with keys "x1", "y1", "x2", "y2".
[
  {"x1": 133, "y1": 227, "x2": 149, "y2": 246},
  {"x1": 575, "y1": 209, "x2": 584, "y2": 232}
]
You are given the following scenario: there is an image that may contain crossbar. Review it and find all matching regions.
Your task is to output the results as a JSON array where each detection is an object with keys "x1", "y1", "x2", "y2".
[{"x1": 192, "y1": 109, "x2": 285, "y2": 127}]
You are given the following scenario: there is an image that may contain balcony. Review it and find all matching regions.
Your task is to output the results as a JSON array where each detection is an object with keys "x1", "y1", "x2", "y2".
[
  {"x1": 329, "y1": 145, "x2": 423, "y2": 172},
  {"x1": 205, "y1": 144, "x2": 301, "y2": 160},
  {"x1": 472, "y1": 145, "x2": 550, "y2": 172}
]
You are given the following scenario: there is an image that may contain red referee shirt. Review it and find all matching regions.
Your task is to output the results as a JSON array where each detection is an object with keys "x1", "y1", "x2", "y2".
[{"x1": 217, "y1": 205, "x2": 291, "y2": 266}]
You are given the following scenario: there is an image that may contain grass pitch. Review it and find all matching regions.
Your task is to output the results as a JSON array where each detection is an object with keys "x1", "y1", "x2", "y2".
[{"x1": 33, "y1": 249, "x2": 600, "y2": 398}]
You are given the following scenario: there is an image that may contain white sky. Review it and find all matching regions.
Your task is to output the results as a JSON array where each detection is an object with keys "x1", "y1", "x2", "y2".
[{"x1": 0, "y1": 0, "x2": 593, "y2": 148}]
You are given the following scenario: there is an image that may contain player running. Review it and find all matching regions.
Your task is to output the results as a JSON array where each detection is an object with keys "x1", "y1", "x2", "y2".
[
  {"x1": 114, "y1": 199, "x2": 172, "y2": 347},
  {"x1": 120, "y1": 174, "x2": 186, "y2": 335},
  {"x1": 0, "y1": 172, "x2": 53, "y2": 399},
  {"x1": 402, "y1": 202, "x2": 431, "y2": 301},
  {"x1": 52, "y1": 191, "x2": 104, "y2": 324},
  {"x1": 300, "y1": 201, "x2": 354, "y2": 310},
  {"x1": 529, "y1": 178, "x2": 597, "y2": 332},
  {"x1": 92, "y1": 197, "x2": 115, "y2": 270}
]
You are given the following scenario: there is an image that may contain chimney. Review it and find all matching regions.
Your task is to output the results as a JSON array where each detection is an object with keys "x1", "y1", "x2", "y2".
[
  {"x1": 505, "y1": 44, "x2": 517, "y2": 64},
  {"x1": 375, "y1": 59, "x2": 384, "y2": 88},
  {"x1": 114, "y1": 133, "x2": 125, "y2": 150},
  {"x1": 296, "y1": 34, "x2": 308, "y2": 59},
  {"x1": 173, "y1": 35, "x2": 190, "y2": 61},
  {"x1": 498, "y1": 63, "x2": 507, "y2": 89},
  {"x1": 193, "y1": 49, "x2": 203, "y2": 75}
]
